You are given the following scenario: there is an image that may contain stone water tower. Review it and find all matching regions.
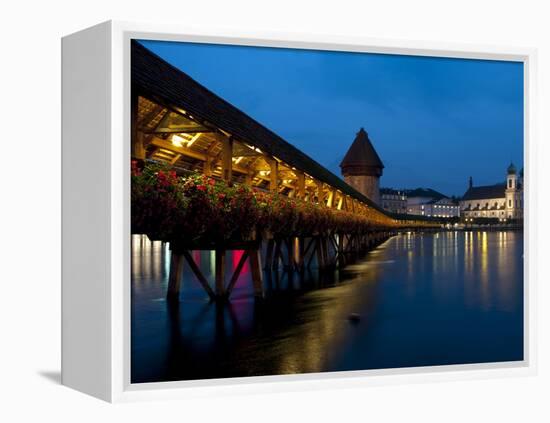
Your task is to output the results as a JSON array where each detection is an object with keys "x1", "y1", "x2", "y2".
[{"x1": 340, "y1": 128, "x2": 384, "y2": 205}]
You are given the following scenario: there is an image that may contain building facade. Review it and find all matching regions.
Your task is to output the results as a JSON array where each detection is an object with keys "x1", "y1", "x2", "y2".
[
  {"x1": 460, "y1": 163, "x2": 523, "y2": 220},
  {"x1": 407, "y1": 197, "x2": 460, "y2": 218},
  {"x1": 380, "y1": 188, "x2": 407, "y2": 214},
  {"x1": 340, "y1": 128, "x2": 384, "y2": 205},
  {"x1": 403, "y1": 187, "x2": 460, "y2": 218}
]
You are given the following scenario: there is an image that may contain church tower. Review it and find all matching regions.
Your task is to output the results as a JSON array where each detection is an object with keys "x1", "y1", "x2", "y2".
[
  {"x1": 505, "y1": 162, "x2": 519, "y2": 219},
  {"x1": 340, "y1": 128, "x2": 384, "y2": 205}
]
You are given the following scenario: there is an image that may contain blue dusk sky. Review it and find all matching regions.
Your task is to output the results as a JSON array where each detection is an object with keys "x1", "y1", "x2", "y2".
[{"x1": 139, "y1": 40, "x2": 524, "y2": 197}]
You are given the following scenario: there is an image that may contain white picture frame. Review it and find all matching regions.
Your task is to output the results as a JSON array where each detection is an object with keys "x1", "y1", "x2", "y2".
[{"x1": 61, "y1": 20, "x2": 537, "y2": 403}]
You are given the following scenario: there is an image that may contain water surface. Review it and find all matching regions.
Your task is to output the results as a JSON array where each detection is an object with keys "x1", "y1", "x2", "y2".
[{"x1": 131, "y1": 230, "x2": 523, "y2": 383}]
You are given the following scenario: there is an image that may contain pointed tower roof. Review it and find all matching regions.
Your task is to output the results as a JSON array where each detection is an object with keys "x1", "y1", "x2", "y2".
[
  {"x1": 340, "y1": 128, "x2": 384, "y2": 176},
  {"x1": 507, "y1": 162, "x2": 517, "y2": 175}
]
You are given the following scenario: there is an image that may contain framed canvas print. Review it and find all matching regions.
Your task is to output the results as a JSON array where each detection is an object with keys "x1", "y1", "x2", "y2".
[{"x1": 61, "y1": 21, "x2": 537, "y2": 402}]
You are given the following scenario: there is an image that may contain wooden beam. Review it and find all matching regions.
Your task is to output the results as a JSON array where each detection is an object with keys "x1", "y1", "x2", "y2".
[
  {"x1": 134, "y1": 131, "x2": 146, "y2": 159},
  {"x1": 150, "y1": 137, "x2": 323, "y2": 195},
  {"x1": 327, "y1": 188, "x2": 335, "y2": 208},
  {"x1": 131, "y1": 91, "x2": 146, "y2": 159},
  {"x1": 215, "y1": 249, "x2": 226, "y2": 297},
  {"x1": 249, "y1": 249, "x2": 264, "y2": 298},
  {"x1": 150, "y1": 137, "x2": 248, "y2": 175},
  {"x1": 170, "y1": 154, "x2": 182, "y2": 165},
  {"x1": 182, "y1": 250, "x2": 215, "y2": 299},
  {"x1": 296, "y1": 171, "x2": 305, "y2": 199},
  {"x1": 316, "y1": 181, "x2": 324, "y2": 205},
  {"x1": 150, "y1": 137, "x2": 205, "y2": 160},
  {"x1": 137, "y1": 104, "x2": 164, "y2": 129},
  {"x1": 205, "y1": 136, "x2": 220, "y2": 154},
  {"x1": 225, "y1": 250, "x2": 249, "y2": 298},
  {"x1": 220, "y1": 135, "x2": 233, "y2": 182},
  {"x1": 269, "y1": 158, "x2": 279, "y2": 192},
  {"x1": 337, "y1": 194, "x2": 343, "y2": 210},
  {"x1": 143, "y1": 127, "x2": 212, "y2": 135},
  {"x1": 204, "y1": 155, "x2": 212, "y2": 176},
  {"x1": 167, "y1": 252, "x2": 184, "y2": 299},
  {"x1": 233, "y1": 143, "x2": 264, "y2": 157}
]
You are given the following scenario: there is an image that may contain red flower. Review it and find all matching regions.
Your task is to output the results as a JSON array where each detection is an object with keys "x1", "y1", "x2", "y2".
[{"x1": 197, "y1": 184, "x2": 207, "y2": 191}]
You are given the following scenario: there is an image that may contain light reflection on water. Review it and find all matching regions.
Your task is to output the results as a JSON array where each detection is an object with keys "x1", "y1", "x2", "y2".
[{"x1": 131, "y1": 231, "x2": 523, "y2": 383}]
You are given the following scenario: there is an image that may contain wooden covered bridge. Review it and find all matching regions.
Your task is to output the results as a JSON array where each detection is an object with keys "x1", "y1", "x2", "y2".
[{"x1": 131, "y1": 41, "x2": 439, "y2": 301}]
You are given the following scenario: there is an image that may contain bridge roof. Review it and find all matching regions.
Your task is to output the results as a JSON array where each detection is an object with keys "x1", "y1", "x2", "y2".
[{"x1": 132, "y1": 41, "x2": 388, "y2": 213}]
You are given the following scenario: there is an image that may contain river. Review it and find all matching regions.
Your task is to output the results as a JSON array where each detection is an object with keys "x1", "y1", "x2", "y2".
[{"x1": 131, "y1": 230, "x2": 523, "y2": 383}]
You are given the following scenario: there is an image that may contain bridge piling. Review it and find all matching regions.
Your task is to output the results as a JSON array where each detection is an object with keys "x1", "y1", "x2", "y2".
[
  {"x1": 167, "y1": 251, "x2": 184, "y2": 300},
  {"x1": 215, "y1": 249, "x2": 226, "y2": 298},
  {"x1": 263, "y1": 239, "x2": 275, "y2": 271},
  {"x1": 248, "y1": 249, "x2": 264, "y2": 298}
]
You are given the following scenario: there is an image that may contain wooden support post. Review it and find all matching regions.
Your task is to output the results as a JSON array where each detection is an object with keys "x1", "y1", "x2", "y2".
[
  {"x1": 273, "y1": 239, "x2": 282, "y2": 270},
  {"x1": 307, "y1": 239, "x2": 318, "y2": 269},
  {"x1": 181, "y1": 250, "x2": 215, "y2": 299},
  {"x1": 204, "y1": 155, "x2": 213, "y2": 176},
  {"x1": 316, "y1": 181, "x2": 324, "y2": 205},
  {"x1": 248, "y1": 249, "x2": 264, "y2": 298},
  {"x1": 131, "y1": 90, "x2": 146, "y2": 160},
  {"x1": 135, "y1": 131, "x2": 146, "y2": 160},
  {"x1": 220, "y1": 135, "x2": 233, "y2": 183},
  {"x1": 316, "y1": 237, "x2": 326, "y2": 269},
  {"x1": 337, "y1": 194, "x2": 343, "y2": 210},
  {"x1": 225, "y1": 250, "x2": 249, "y2": 298},
  {"x1": 167, "y1": 251, "x2": 184, "y2": 299},
  {"x1": 284, "y1": 238, "x2": 294, "y2": 270},
  {"x1": 296, "y1": 237, "x2": 304, "y2": 271},
  {"x1": 264, "y1": 239, "x2": 274, "y2": 270},
  {"x1": 215, "y1": 249, "x2": 226, "y2": 298},
  {"x1": 327, "y1": 189, "x2": 334, "y2": 208},
  {"x1": 321, "y1": 236, "x2": 330, "y2": 268},
  {"x1": 296, "y1": 171, "x2": 305, "y2": 199},
  {"x1": 337, "y1": 233, "x2": 345, "y2": 268},
  {"x1": 130, "y1": 88, "x2": 145, "y2": 159},
  {"x1": 269, "y1": 158, "x2": 279, "y2": 192},
  {"x1": 303, "y1": 237, "x2": 314, "y2": 260}
]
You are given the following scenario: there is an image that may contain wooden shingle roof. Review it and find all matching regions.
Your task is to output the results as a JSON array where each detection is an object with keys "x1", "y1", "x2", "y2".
[
  {"x1": 340, "y1": 128, "x2": 384, "y2": 170},
  {"x1": 132, "y1": 41, "x2": 388, "y2": 213}
]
